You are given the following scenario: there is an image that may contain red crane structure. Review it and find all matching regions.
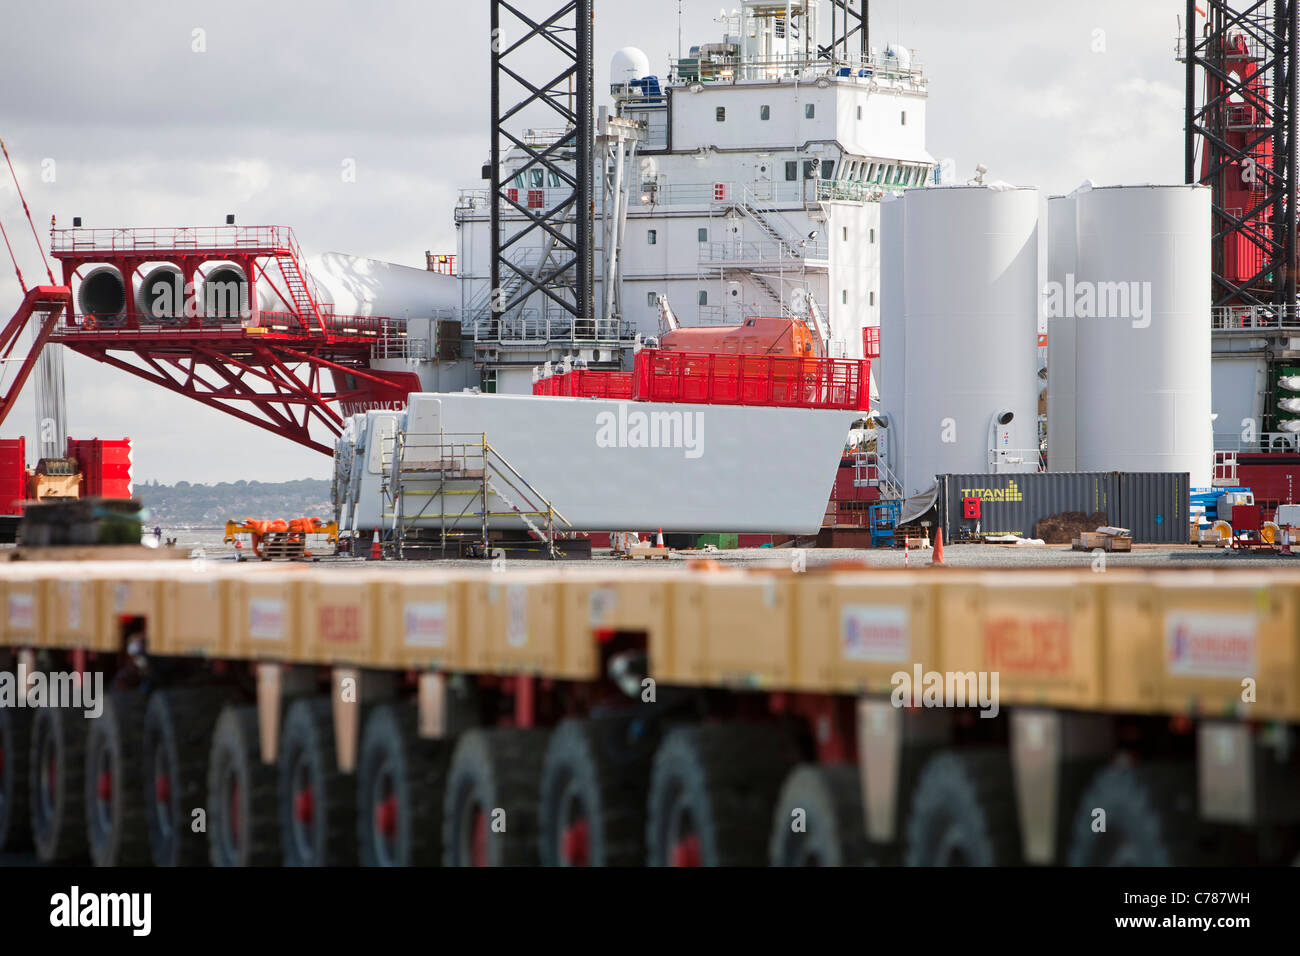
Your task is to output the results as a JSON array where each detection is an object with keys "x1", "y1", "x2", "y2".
[{"x1": 0, "y1": 144, "x2": 421, "y2": 456}]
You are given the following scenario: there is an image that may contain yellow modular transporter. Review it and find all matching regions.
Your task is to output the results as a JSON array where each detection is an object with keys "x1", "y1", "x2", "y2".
[{"x1": 0, "y1": 561, "x2": 1296, "y2": 867}]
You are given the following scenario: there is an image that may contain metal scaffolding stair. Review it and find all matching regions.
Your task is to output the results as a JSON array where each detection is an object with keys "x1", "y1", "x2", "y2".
[{"x1": 382, "y1": 429, "x2": 570, "y2": 559}]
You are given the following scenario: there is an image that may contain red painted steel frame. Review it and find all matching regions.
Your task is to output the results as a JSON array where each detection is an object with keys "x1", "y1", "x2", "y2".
[
  {"x1": 33, "y1": 225, "x2": 421, "y2": 455},
  {"x1": 61, "y1": 336, "x2": 418, "y2": 455},
  {"x1": 0, "y1": 285, "x2": 72, "y2": 430}
]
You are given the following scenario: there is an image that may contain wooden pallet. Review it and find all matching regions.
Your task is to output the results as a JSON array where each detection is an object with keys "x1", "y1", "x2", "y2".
[{"x1": 624, "y1": 544, "x2": 674, "y2": 560}]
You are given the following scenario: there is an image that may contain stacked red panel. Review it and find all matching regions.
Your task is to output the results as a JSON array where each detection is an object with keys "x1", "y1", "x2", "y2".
[
  {"x1": 0, "y1": 437, "x2": 25, "y2": 515},
  {"x1": 66, "y1": 438, "x2": 133, "y2": 499}
]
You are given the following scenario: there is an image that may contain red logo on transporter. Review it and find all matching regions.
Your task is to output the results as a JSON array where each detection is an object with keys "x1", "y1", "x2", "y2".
[
  {"x1": 1165, "y1": 612, "x2": 1256, "y2": 678},
  {"x1": 319, "y1": 605, "x2": 360, "y2": 643},
  {"x1": 984, "y1": 617, "x2": 1071, "y2": 674}
]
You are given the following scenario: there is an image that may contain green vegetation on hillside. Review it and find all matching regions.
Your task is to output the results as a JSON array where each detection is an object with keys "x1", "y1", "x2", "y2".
[{"x1": 136, "y1": 479, "x2": 333, "y2": 528}]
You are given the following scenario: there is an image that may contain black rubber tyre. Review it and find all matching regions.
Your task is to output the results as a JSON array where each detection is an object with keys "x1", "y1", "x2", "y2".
[
  {"x1": 537, "y1": 716, "x2": 655, "y2": 866},
  {"x1": 1065, "y1": 762, "x2": 1204, "y2": 866},
  {"x1": 903, "y1": 749, "x2": 1021, "y2": 866},
  {"x1": 29, "y1": 707, "x2": 90, "y2": 863},
  {"x1": 0, "y1": 704, "x2": 33, "y2": 850},
  {"x1": 279, "y1": 697, "x2": 356, "y2": 866},
  {"x1": 356, "y1": 703, "x2": 450, "y2": 866},
  {"x1": 768, "y1": 764, "x2": 869, "y2": 866},
  {"x1": 443, "y1": 727, "x2": 550, "y2": 867},
  {"x1": 207, "y1": 704, "x2": 280, "y2": 866},
  {"x1": 84, "y1": 692, "x2": 150, "y2": 866},
  {"x1": 645, "y1": 723, "x2": 801, "y2": 867},
  {"x1": 142, "y1": 688, "x2": 225, "y2": 866}
]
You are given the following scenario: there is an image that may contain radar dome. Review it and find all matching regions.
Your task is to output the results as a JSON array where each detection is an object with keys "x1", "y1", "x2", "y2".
[
  {"x1": 885, "y1": 44, "x2": 912, "y2": 70},
  {"x1": 611, "y1": 47, "x2": 651, "y2": 86}
]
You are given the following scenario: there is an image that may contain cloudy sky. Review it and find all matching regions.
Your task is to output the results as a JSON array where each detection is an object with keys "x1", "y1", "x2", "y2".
[{"x1": 0, "y1": 0, "x2": 1187, "y2": 483}]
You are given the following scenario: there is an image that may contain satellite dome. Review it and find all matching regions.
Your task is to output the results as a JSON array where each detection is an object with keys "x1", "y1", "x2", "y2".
[
  {"x1": 886, "y1": 44, "x2": 912, "y2": 69},
  {"x1": 611, "y1": 47, "x2": 651, "y2": 86}
]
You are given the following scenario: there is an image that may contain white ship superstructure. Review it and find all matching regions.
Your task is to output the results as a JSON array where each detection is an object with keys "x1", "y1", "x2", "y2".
[{"x1": 455, "y1": 0, "x2": 934, "y2": 394}]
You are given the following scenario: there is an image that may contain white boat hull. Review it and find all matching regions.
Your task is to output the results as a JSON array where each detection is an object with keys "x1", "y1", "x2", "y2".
[{"x1": 382, "y1": 392, "x2": 857, "y2": 534}]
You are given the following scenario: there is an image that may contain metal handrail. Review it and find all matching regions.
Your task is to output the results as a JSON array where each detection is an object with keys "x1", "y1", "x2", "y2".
[{"x1": 1211, "y1": 304, "x2": 1300, "y2": 331}]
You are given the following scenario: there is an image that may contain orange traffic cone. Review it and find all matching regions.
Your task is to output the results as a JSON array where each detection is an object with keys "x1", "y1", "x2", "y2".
[
  {"x1": 655, "y1": 528, "x2": 665, "y2": 549},
  {"x1": 932, "y1": 527, "x2": 946, "y2": 566},
  {"x1": 369, "y1": 530, "x2": 383, "y2": 560}
]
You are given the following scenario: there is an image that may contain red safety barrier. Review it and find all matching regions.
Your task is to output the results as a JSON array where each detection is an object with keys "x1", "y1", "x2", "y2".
[
  {"x1": 632, "y1": 350, "x2": 871, "y2": 410},
  {"x1": 532, "y1": 369, "x2": 633, "y2": 399},
  {"x1": 534, "y1": 351, "x2": 870, "y2": 411}
]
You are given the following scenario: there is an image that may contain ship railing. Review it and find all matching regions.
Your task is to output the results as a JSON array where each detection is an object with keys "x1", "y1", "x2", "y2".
[
  {"x1": 469, "y1": 316, "x2": 636, "y2": 346},
  {"x1": 699, "y1": 239, "x2": 828, "y2": 265},
  {"x1": 1213, "y1": 432, "x2": 1300, "y2": 454},
  {"x1": 51, "y1": 308, "x2": 406, "y2": 340},
  {"x1": 669, "y1": 51, "x2": 925, "y2": 88},
  {"x1": 49, "y1": 224, "x2": 302, "y2": 254},
  {"x1": 1211, "y1": 304, "x2": 1300, "y2": 332},
  {"x1": 815, "y1": 179, "x2": 909, "y2": 203}
]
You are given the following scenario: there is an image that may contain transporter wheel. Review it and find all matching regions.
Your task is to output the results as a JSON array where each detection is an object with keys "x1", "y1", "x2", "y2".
[
  {"x1": 443, "y1": 727, "x2": 550, "y2": 867},
  {"x1": 0, "y1": 705, "x2": 34, "y2": 850},
  {"x1": 207, "y1": 705, "x2": 280, "y2": 867},
  {"x1": 279, "y1": 697, "x2": 356, "y2": 866},
  {"x1": 903, "y1": 749, "x2": 1021, "y2": 866},
  {"x1": 645, "y1": 723, "x2": 801, "y2": 867},
  {"x1": 142, "y1": 688, "x2": 225, "y2": 866},
  {"x1": 357, "y1": 703, "x2": 449, "y2": 866},
  {"x1": 84, "y1": 692, "x2": 150, "y2": 867},
  {"x1": 768, "y1": 764, "x2": 869, "y2": 867},
  {"x1": 1065, "y1": 762, "x2": 1202, "y2": 866},
  {"x1": 29, "y1": 707, "x2": 90, "y2": 863},
  {"x1": 537, "y1": 716, "x2": 656, "y2": 867}
]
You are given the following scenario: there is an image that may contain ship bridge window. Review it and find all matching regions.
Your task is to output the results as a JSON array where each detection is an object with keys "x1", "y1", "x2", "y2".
[
  {"x1": 698, "y1": 227, "x2": 708, "y2": 242},
  {"x1": 785, "y1": 161, "x2": 798, "y2": 181},
  {"x1": 760, "y1": 105, "x2": 770, "y2": 121},
  {"x1": 805, "y1": 103, "x2": 815, "y2": 119},
  {"x1": 716, "y1": 107, "x2": 726, "y2": 122},
  {"x1": 529, "y1": 169, "x2": 544, "y2": 188},
  {"x1": 803, "y1": 161, "x2": 817, "y2": 180},
  {"x1": 857, "y1": 105, "x2": 863, "y2": 120},
  {"x1": 548, "y1": 171, "x2": 563, "y2": 187},
  {"x1": 821, "y1": 160, "x2": 835, "y2": 180},
  {"x1": 745, "y1": 319, "x2": 755, "y2": 326},
  {"x1": 901, "y1": 111, "x2": 907, "y2": 125},
  {"x1": 648, "y1": 230, "x2": 657, "y2": 244},
  {"x1": 647, "y1": 292, "x2": 657, "y2": 306},
  {"x1": 698, "y1": 291, "x2": 708, "y2": 305}
]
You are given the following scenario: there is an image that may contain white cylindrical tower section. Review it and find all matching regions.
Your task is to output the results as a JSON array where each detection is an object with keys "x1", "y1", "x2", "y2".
[
  {"x1": 877, "y1": 194, "x2": 905, "y2": 467},
  {"x1": 136, "y1": 264, "x2": 186, "y2": 323},
  {"x1": 884, "y1": 185, "x2": 1042, "y2": 497},
  {"x1": 1072, "y1": 185, "x2": 1211, "y2": 486},
  {"x1": 77, "y1": 265, "x2": 127, "y2": 322},
  {"x1": 1046, "y1": 194, "x2": 1079, "y2": 472},
  {"x1": 307, "y1": 253, "x2": 459, "y2": 319}
]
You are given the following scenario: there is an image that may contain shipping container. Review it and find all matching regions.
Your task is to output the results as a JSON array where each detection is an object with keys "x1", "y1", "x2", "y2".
[
  {"x1": 66, "y1": 437, "x2": 132, "y2": 499},
  {"x1": 0, "y1": 437, "x2": 24, "y2": 515},
  {"x1": 939, "y1": 472, "x2": 1190, "y2": 544}
]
